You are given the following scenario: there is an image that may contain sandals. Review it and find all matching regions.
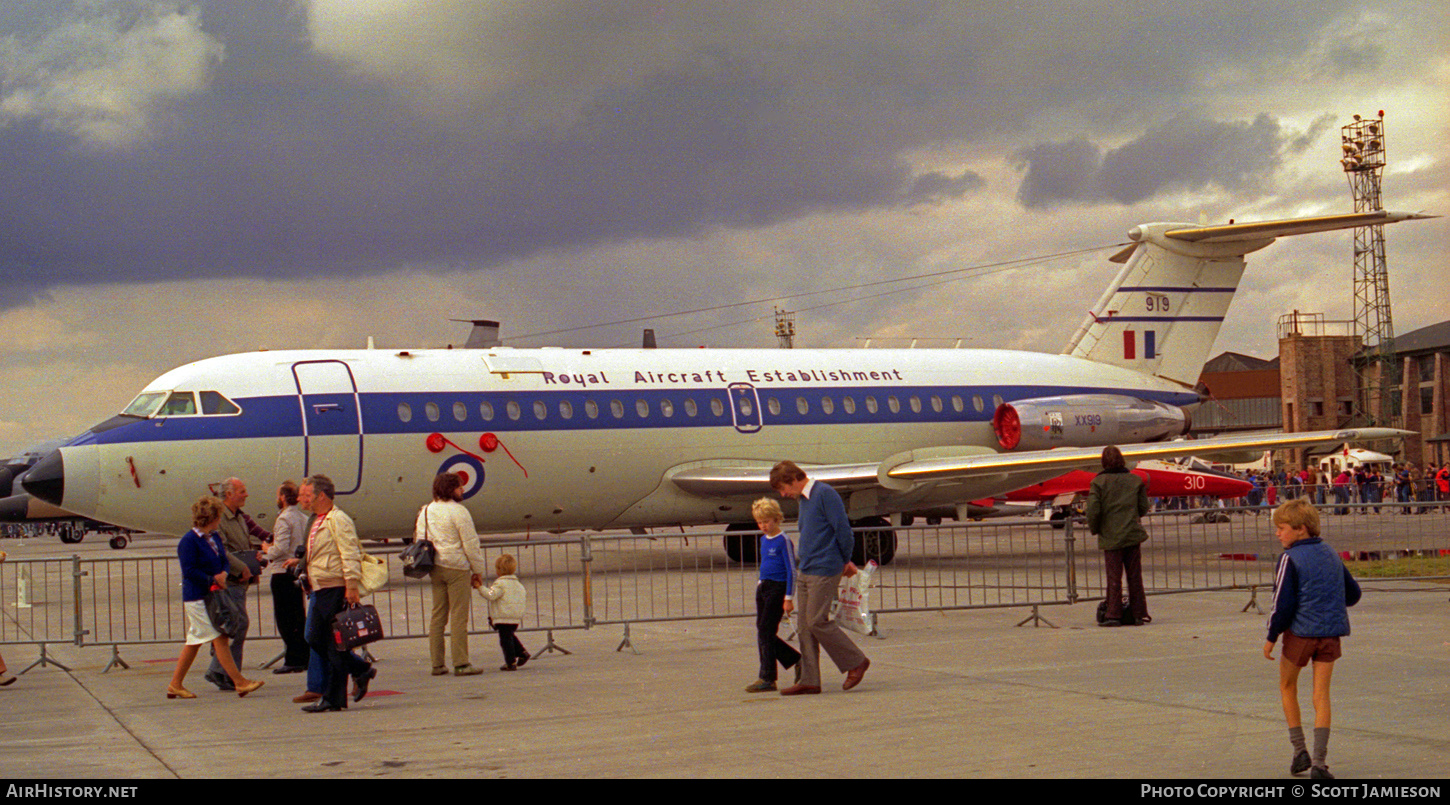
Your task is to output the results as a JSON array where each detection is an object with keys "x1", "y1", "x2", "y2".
[{"x1": 165, "y1": 685, "x2": 195, "y2": 699}]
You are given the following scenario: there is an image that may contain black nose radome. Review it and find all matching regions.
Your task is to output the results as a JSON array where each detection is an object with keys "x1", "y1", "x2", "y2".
[{"x1": 23, "y1": 451, "x2": 64, "y2": 507}]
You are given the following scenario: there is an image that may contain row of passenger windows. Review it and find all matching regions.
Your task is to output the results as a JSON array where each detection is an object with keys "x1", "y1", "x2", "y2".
[{"x1": 396, "y1": 393, "x2": 1006, "y2": 424}]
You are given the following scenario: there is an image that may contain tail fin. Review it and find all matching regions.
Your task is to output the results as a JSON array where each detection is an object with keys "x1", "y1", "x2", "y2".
[{"x1": 1062, "y1": 211, "x2": 1432, "y2": 387}]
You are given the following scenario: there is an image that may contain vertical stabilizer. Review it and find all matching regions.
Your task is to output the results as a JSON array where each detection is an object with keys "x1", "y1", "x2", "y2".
[
  {"x1": 1062, "y1": 211, "x2": 1432, "y2": 387},
  {"x1": 1062, "y1": 232, "x2": 1250, "y2": 386}
]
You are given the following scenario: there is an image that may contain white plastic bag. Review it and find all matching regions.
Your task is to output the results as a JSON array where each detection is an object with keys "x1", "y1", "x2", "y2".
[{"x1": 831, "y1": 560, "x2": 878, "y2": 635}]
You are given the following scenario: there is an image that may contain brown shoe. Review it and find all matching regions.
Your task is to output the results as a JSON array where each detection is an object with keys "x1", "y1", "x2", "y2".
[
  {"x1": 779, "y1": 684, "x2": 822, "y2": 696},
  {"x1": 842, "y1": 657, "x2": 870, "y2": 691},
  {"x1": 292, "y1": 691, "x2": 322, "y2": 704}
]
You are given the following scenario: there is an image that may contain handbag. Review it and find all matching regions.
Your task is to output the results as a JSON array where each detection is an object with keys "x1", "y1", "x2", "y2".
[
  {"x1": 399, "y1": 505, "x2": 437, "y2": 579},
  {"x1": 358, "y1": 552, "x2": 388, "y2": 596},
  {"x1": 333, "y1": 602, "x2": 384, "y2": 649},
  {"x1": 204, "y1": 585, "x2": 247, "y2": 638}
]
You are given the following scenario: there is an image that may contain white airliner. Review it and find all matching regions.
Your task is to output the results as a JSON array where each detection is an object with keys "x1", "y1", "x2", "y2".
[{"x1": 25, "y1": 211, "x2": 1425, "y2": 562}]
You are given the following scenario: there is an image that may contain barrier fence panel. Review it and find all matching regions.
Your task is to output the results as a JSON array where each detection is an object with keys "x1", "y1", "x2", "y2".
[
  {"x1": 586, "y1": 532, "x2": 758, "y2": 625},
  {"x1": 867, "y1": 521, "x2": 1074, "y2": 613},
  {"x1": 0, "y1": 556, "x2": 81, "y2": 647}
]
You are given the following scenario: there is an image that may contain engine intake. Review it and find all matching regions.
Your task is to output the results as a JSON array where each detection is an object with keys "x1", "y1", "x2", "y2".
[{"x1": 992, "y1": 394, "x2": 1190, "y2": 451}]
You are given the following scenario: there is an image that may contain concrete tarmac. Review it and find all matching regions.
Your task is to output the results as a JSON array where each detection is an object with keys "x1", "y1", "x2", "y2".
[{"x1": 1, "y1": 568, "x2": 1446, "y2": 780}]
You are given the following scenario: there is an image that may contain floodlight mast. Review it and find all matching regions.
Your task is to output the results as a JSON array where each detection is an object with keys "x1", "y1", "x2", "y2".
[{"x1": 1341, "y1": 111, "x2": 1395, "y2": 428}]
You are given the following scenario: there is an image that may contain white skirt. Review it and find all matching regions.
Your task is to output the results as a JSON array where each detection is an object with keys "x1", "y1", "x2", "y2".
[{"x1": 183, "y1": 600, "x2": 221, "y2": 646}]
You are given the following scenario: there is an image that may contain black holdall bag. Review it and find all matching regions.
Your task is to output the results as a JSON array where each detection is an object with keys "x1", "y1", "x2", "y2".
[
  {"x1": 399, "y1": 504, "x2": 438, "y2": 579},
  {"x1": 333, "y1": 602, "x2": 384, "y2": 650},
  {"x1": 205, "y1": 585, "x2": 247, "y2": 638}
]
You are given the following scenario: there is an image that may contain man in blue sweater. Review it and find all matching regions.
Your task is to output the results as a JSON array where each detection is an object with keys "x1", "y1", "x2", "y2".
[{"x1": 770, "y1": 461, "x2": 870, "y2": 695}]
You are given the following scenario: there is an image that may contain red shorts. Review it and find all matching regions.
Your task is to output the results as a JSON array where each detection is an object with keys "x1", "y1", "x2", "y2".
[{"x1": 1281, "y1": 631, "x2": 1342, "y2": 667}]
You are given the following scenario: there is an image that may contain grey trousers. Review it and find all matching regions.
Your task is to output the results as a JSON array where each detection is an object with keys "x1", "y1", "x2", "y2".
[{"x1": 796, "y1": 572, "x2": 866, "y2": 687}]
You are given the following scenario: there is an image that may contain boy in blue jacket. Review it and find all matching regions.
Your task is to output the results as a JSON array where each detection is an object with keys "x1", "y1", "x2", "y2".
[
  {"x1": 1263, "y1": 499, "x2": 1361, "y2": 780},
  {"x1": 744, "y1": 497, "x2": 801, "y2": 692}
]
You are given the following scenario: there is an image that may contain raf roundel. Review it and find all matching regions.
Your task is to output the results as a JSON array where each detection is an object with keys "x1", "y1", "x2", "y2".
[{"x1": 436, "y1": 454, "x2": 487, "y2": 500}]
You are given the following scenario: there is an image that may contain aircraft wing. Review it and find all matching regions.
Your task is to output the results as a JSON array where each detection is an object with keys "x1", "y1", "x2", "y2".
[{"x1": 668, "y1": 428, "x2": 1411, "y2": 499}]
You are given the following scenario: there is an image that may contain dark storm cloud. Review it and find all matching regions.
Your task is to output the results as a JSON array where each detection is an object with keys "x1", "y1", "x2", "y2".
[
  {"x1": 0, "y1": 0, "x2": 1378, "y2": 308},
  {"x1": 1013, "y1": 114, "x2": 1330, "y2": 208}
]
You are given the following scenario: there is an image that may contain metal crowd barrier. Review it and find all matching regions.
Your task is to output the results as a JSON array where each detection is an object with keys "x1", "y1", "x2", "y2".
[{"x1": 1, "y1": 498, "x2": 1446, "y2": 671}]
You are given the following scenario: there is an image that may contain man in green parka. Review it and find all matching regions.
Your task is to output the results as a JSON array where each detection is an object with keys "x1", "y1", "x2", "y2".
[{"x1": 1085, "y1": 445, "x2": 1152, "y2": 625}]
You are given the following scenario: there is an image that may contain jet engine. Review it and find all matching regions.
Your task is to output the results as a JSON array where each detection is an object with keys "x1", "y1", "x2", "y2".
[{"x1": 992, "y1": 394, "x2": 1190, "y2": 451}]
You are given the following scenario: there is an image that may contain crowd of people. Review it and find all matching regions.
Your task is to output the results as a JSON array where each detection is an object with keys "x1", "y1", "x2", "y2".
[
  {"x1": 1155, "y1": 461, "x2": 1450, "y2": 514},
  {"x1": 167, "y1": 472, "x2": 531, "y2": 713}
]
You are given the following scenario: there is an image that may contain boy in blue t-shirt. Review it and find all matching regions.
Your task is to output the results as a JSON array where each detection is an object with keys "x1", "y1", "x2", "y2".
[
  {"x1": 744, "y1": 497, "x2": 801, "y2": 692},
  {"x1": 1263, "y1": 498, "x2": 1361, "y2": 780}
]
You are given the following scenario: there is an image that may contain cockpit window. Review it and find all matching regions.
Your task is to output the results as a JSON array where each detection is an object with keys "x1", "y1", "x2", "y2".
[
  {"x1": 199, "y1": 391, "x2": 240, "y2": 415},
  {"x1": 159, "y1": 392, "x2": 198, "y2": 416},
  {"x1": 122, "y1": 392, "x2": 166, "y2": 418}
]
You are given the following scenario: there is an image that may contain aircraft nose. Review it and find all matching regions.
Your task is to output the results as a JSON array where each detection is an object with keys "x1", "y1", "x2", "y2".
[{"x1": 23, "y1": 450, "x2": 65, "y2": 507}]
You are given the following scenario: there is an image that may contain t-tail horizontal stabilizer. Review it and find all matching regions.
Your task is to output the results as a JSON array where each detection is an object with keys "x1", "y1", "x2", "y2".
[{"x1": 1064, "y1": 210, "x2": 1433, "y2": 387}]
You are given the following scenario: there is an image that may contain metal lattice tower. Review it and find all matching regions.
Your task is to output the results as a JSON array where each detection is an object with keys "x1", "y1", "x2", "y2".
[
  {"x1": 1340, "y1": 111, "x2": 1395, "y2": 426},
  {"x1": 774, "y1": 307, "x2": 796, "y2": 349}
]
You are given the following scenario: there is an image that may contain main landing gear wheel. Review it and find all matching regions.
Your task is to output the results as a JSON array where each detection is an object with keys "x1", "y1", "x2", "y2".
[
  {"x1": 850, "y1": 517, "x2": 897, "y2": 566},
  {"x1": 722, "y1": 522, "x2": 761, "y2": 564},
  {"x1": 108, "y1": 534, "x2": 130, "y2": 550},
  {"x1": 60, "y1": 530, "x2": 84, "y2": 544}
]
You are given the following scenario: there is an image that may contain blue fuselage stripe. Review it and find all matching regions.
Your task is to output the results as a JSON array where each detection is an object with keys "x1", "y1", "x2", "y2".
[{"x1": 72, "y1": 385, "x2": 1201, "y2": 446}]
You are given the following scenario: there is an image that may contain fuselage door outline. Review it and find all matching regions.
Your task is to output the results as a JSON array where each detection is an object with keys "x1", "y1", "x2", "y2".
[
  {"x1": 728, "y1": 382, "x2": 763, "y2": 434},
  {"x1": 292, "y1": 360, "x2": 364, "y2": 495}
]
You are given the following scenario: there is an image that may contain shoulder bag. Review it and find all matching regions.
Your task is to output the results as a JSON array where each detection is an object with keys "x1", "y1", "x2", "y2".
[{"x1": 399, "y1": 504, "x2": 437, "y2": 579}]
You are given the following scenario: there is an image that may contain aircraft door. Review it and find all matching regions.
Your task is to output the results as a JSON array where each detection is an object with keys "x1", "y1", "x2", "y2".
[
  {"x1": 293, "y1": 360, "x2": 363, "y2": 495},
  {"x1": 728, "y1": 383, "x2": 762, "y2": 434}
]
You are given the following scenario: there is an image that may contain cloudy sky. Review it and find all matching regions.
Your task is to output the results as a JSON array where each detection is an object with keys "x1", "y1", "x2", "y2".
[{"x1": 1, "y1": 0, "x2": 1445, "y2": 457}]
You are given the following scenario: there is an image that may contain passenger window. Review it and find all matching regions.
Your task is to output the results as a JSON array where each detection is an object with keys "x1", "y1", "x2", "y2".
[
  {"x1": 909, "y1": 396, "x2": 921, "y2": 413},
  {"x1": 660, "y1": 399, "x2": 674, "y2": 418},
  {"x1": 506, "y1": 401, "x2": 521, "y2": 420},
  {"x1": 710, "y1": 398, "x2": 725, "y2": 417},
  {"x1": 585, "y1": 400, "x2": 599, "y2": 419},
  {"x1": 611, "y1": 400, "x2": 625, "y2": 419},
  {"x1": 425, "y1": 402, "x2": 440, "y2": 422},
  {"x1": 398, "y1": 402, "x2": 413, "y2": 423},
  {"x1": 952, "y1": 395, "x2": 964, "y2": 413},
  {"x1": 533, "y1": 401, "x2": 548, "y2": 420},
  {"x1": 887, "y1": 396, "x2": 900, "y2": 414},
  {"x1": 480, "y1": 401, "x2": 495, "y2": 421},
  {"x1": 821, "y1": 397, "x2": 834, "y2": 415},
  {"x1": 453, "y1": 402, "x2": 468, "y2": 422},
  {"x1": 842, "y1": 396, "x2": 856, "y2": 415},
  {"x1": 992, "y1": 394, "x2": 1004, "y2": 408},
  {"x1": 160, "y1": 392, "x2": 197, "y2": 416},
  {"x1": 930, "y1": 395, "x2": 942, "y2": 413},
  {"x1": 199, "y1": 391, "x2": 240, "y2": 415},
  {"x1": 865, "y1": 396, "x2": 878, "y2": 414},
  {"x1": 636, "y1": 400, "x2": 650, "y2": 418},
  {"x1": 796, "y1": 397, "x2": 809, "y2": 415},
  {"x1": 767, "y1": 397, "x2": 781, "y2": 416},
  {"x1": 559, "y1": 401, "x2": 574, "y2": 419},
  {"x1": 973, "y1": 395, "x2": 984, "y2": 412},
  {"x1": 684, "y1": 399, "x2": 698, "y2": 417}
]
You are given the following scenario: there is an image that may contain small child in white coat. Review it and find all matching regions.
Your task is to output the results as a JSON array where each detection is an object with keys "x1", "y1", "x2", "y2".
[{"x1": 477, "y1": 554, "x2": 530, "y2": 670}]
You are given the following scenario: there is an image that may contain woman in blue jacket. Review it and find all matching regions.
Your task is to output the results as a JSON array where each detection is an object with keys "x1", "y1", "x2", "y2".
[{"x1": 167, "y1": 497, "x2": 265, "y2": 699}]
